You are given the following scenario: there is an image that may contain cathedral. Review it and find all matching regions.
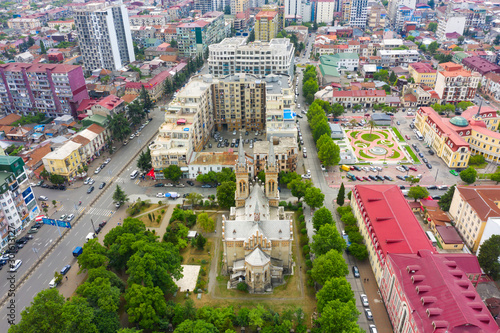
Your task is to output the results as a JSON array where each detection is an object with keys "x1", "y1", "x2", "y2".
[{"x1": 222, "y1": 136, "x2": 294, "y2": 293}]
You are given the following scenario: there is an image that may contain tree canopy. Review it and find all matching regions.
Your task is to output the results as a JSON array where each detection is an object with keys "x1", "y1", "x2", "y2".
[
  {"x1": 216, "y1": 181, "x2": 236, "y2": 209},
  {"x1": 312, "y1": 207, "x2": 334, "y2": 231},
  {"x1": 311, "y1": 249, "x2": 349, "y2": 285},
  {"x1": 478, "y1": 235, "x2": 500, "y2": 280},
  {"x1": 460, "y1": 167, "x2": 477, "y2": 184},
  {"x1": 408, "y1": 186, "x2": 429, "y2": 202},
  {"x1": 312, "y1": 223, "x2": 346, "y2": 256},
  {"x1": 304, "y1": 187, "x2": 324, "y2": 210}
]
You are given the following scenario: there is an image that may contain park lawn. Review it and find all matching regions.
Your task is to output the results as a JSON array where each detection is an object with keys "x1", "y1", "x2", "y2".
[
  {"x1": 135, "y1": 205, "x2": 168, "y2": 227},
  {"x1": 404, "y1": 146, "x2": 420, "y2": 163},
  {"x1": 388, "y1": 150, "x2": 401, "y2": 159},
  {"x1": 359, "y1": 151, "x2": 374, "y2": 159},
  {"x1": 361, "y1": 133, "x2": 381, "y2": 142},
  {"x1": 469, "y1": 162, "x2": 488, "y2": 170},
  {"x1": 392, "y1": 127, "x2": 404, "y2": 142}
]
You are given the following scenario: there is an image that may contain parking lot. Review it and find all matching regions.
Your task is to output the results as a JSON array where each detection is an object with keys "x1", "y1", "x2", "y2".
[{"x1": 206, "y1": 129, "x2": 271, "y2": 153}]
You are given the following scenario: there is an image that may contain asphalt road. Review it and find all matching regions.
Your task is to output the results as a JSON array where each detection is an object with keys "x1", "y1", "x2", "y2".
[{"x1": 0, "y1": 107, "x2": 165, "y2": 328}]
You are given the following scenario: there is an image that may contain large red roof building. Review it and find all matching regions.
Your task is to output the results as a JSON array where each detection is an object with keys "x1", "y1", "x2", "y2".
[
  {"x1": 382, "y1": 250, "x2": 498, "y2": 333},
  {"x1": 350, "y1": 185, "x2": 434, "y2": 282}
]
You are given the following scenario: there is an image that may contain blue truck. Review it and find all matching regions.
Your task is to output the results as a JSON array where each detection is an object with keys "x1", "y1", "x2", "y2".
[{"x1": 72, "y1": 246, "x2": 83, "y2": 257}]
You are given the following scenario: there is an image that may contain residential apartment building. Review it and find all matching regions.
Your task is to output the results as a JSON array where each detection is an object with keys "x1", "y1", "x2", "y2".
[
  {"x1": 208, "y1": 38, "x2": 294, "y2": 78},
  {"x1": 176, "y1": 11, "x2": 226, "y2": 58},
  {"x1": 401, "y1": 84, "x2": 439, "y2": 107},
  {"x1": 253, "y1": 137, "x2": 298, "y2": 173},
  {"x1": 381, "y1": 250, "x2": 496, "y2": 333},
  {"x1": 70, "y1": 124, "x2": 108, "y2": 164},
  {"x1": 408, "y1": 62, "x2": 437, "y2": 87},
  {"x1": 285, "y1": 0, "x2": 314, "y2": 22},
  {"x1": 42, "y1": 141, "x2": 83, "y2": 180},
  {"x1": 434, "y1": 62, "x2": 480, "y2": 103},
  {"x1": 481, "y1": 72, "x2": 500, "y2": 101},
  {"x1": 75, "y1": 2, "x2": 135, "y2": 72},
  {"x1": 7, "y1": 18, "x2": 41, "y2": 30},
  {"x1": 342, "y1": 0, "x2": 351, "y2": 22},
  {"x1": 449, "y1": 186, "x2": 500, "y2": 253},
  {"x1": 188, "y1": 152, "x2": 239, "y2": 179},
  {"x1": 0, "y1": 156, "x2": 40, "y2": 244},
  {"x1": 231, "y1": 0, "x2": 249, "y2": 15},
  {"x1": 436, "y1": 13, "x2": 466, "y2": 41},
  {"x1": 129, "y1": 15, "x2": 167, "y2": 26},
  {"x1": 350, "y1": 185, "x2": 434, "y2": 284},
  {"x1": 462, "y1": 56, "x2": 500, "y2": 77},
  {"x1": 378, "y1": 49, "x2": 420, "y2": 67},
  {"x1": 211, "y1": 73, "x2": 267, "y2": 132},
  {"x1": 265, "y1": 77, "x2": 297, "y2": 140},
  {"x1": 47, "y1": 20, "x2": 74, "y2": 30},
  {"x1": 387, "y1": 0, "x2": 416, "y2": 23},
  {"x1": 316, "y1": 0, "x2": 336, "y2": 24},
  {"x1": 349, "y1": 0, "x2": 368, "y2": 28},
  {"x1": 0, "y1": 63, "x2": 89, "y2": 117},
  {"x1": 255, "y1": 11, "x2": 279, "y2": 42},
  {"x1": 150, "y1": 75, "x2": 214, "y2": 176},
  {"x1": 315, "y1": 87, "x2": 386, "y2": 107},
  {"x1": 368, "y1": 4, "x2": 387, "y2": 30}
]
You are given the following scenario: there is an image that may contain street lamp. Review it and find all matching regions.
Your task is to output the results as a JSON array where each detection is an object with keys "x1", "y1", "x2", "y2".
[{"x1": 90, "y1": 218, "x2": 97, "y2": 233}]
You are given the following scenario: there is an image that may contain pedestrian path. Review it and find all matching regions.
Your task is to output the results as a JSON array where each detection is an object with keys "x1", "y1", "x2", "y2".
[{"x1": 87, "y1": 207, "x2": 114, "y2": 217}]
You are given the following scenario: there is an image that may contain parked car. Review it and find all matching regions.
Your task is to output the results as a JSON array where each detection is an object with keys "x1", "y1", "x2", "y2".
[
  {"x1": 27, "y1": 228, "x2": 38, "y2": 234},
  {"x1": 94, "y1": 166, "x2": 101, "y2": 174},
  {"x1": 104, "y1": 158, "x2": 111, "y2": 164},
  {"x1": 426, "y1": 163, "x2": 432, "y2": 169},
  {"x1": 418, "y1": 152, "x2": 424, "y2": 158},
  {"x1": 156, "y1": 193, "x2": 164, "y2": 198},
  {"x1": 303, "y1": 152, "x2": 307, "y2": 158},
  {"x1": 356, "y1": 176, "x2": 364, "y2": 181},
  {"x1": 129, "y1": 134, "x2": 135, "y2": 140},
  {"x1": 9, "y1": 259, "x2": 22, "y2": 272},
  {"x1": 432, "y1": 195, "x2": 442, "y2": 200},
  {"x1": 401, "y1": 165, "x2": 409, "y2": 171},
  {"x1": 384, "y1": 175, "x2": 393, "y2": 181},
  {"x1": 360, "y1": 294, "x2": 369, "y2": 307},
  {"x1": 438, "y1": 186, "x2": 448, "y2": 190},
  {"x1": 154, "y1": 183, "x2": 164, "y2": 187},
  {"x1": 427, "y1": 185, "x2": 437, "y2": 190},
  {"x1": 353, "y1": 165, "x2": 361, "y2": 171},
  {"x1": 428, "y1": 149, "x2": 435, "y2": 155},
  {"x1": 60, "y1": 264, "x2": 71, "y2": 275},
  {"x1": 397, "y1": 175, "x2": 406, "y2": 181},
  {"x1": 39, "y1": 196, "x2": 48, "y2": 201},
  {"x1": 164, "y1": 183, "x2": 174, "y2": 187},
  {"x1": 352, "y1": 266, "x2": 360, "y2": 278},
  {"x1": 301, "y1": 174, "x2": 312, "y2": 179},
  {"x1": 409, "y1": 166, "x2": 417, "y2": 171},
  {"x1": 201, "y1": 184, "x2": 212, "y2": 188},
  {"x1": 369, "y1": 324, "x2": 378, "y2": 333},
  {"x1": 450, "y1": 170, "x2": 459, "y2": 176},
  {"x1": 369, "y1": 175, "x2": 377, "y2": 181},
  {"x1": 405, "y1": 135, "x2": 410, "y2": 140},
  {"x1": 187, "y1": 180, "x2": 195, "y2": 186},
  {"x1": 365, "y1": 308, "x2": 373, "y2": 320}
]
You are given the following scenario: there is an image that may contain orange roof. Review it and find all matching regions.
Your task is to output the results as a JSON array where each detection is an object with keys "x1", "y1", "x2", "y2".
[
  {"x1": 86, "y1": 123, "x2": 105, "y2": 135},
  {"x1": 0, "y1": 114, "x2": 21, "y2": 126},
  {"x1": 122, "y1": 94, "x2": 139, "y2": 104},
  {"x1": 24, "y1": 144, "x2": 51, "y2": 168},
  {"x1": 256, "y1": 10, "x2": 277, "y2": 19},
  {"x1": 71, "y1": 135, "x2": 90, "y2": 146}
]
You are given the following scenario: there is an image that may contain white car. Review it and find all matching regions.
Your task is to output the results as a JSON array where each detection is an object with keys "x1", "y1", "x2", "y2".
[
  {"x1": 297, "y1": 104, "x2": 301, "y2": 109},
  {"x1": 301, "y1": 174, "x2": 312, "y2": 179},
  {"x1": 360, "y1": 294, "x2": 369, "y2": 307},
  {"x1": 66, "y1": 214, "x2": 75, "y2": 221},
  {"x1": 60, "y1": 214, "x2": 67, "y2": 220},
  {"x1": 396, "y1": 166, "x2": 405, "y2": 172},
  {"x1": 88, "y1": 178, "x2": 95, "y2": 185},
  {"x1": 303, "y1": 147, "x2": 307, "y2": 153},
  {"x1": 9, "y1": 259, "x2": 22, "y2": 272},
  {"x1": 84, "y1": 177, "x2": 91, "y2": 185},
  {"x1": 39, "y1": 196, "x2": 48, "y2": 201},
  {"x1": 156, "y1": 193, "x2": 164, "y2": 198},
  {"x1": 94, "y1": 167, "x2": 101, "y2": 174},
  {"x1": 104, "y1": 158, "x2": 111, "y2": 164},
  {"x1": 129, "y1": 134, "x2": 135, "y2": 140},
  {"x1": 321, "y1": 165, "x2": 326, "y2": 172},
  {"x1": 165, "y1": 183, "x2": 174, "y2": 187}
]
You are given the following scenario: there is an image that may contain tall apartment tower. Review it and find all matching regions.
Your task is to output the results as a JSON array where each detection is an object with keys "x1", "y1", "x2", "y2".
[
  {"x1": 349, "y1": 0, "x2": 368, "y2": 28},
  {"x1": 74, "y1": 2, "x2": 135, "y2": 72}
]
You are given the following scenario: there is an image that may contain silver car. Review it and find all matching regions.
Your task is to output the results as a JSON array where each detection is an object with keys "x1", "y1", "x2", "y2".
[{"x1": 360, "y1": 294, "x2": 369, "y2": 307}]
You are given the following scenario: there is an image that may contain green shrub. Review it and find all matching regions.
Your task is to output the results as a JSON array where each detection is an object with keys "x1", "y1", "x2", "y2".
[
  {"x1": 279, "y1": 201, "x2": 287, "y2": 206},
  {"x1": 300, "y1": 222, "x2": 306, "y2": 230},
  {"x1": 161, "y1": 209, "x2": 165, "y2": 214},
  {"x1": 237, "y1": 282, "x2": 248, "y2": 292},
  {"x1": 301, "y1": 228, "x2": 307, "y2": 235},
  {"x1": 298, "y1": 215, "x2": 305, "y2": 222},
  {"x1": 303, "y1": 245, "x2": 310, "y2": 256},
  {"x1": 305, "y1": 259, "x2": 313, "y2": 269}
]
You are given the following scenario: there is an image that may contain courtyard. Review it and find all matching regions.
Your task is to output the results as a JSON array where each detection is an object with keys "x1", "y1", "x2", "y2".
[{"x1": 346, "y1": 129, "x2": 410, "y2": 164}]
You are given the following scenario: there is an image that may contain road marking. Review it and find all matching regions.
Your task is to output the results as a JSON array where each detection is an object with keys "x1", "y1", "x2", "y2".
[
  {"x1": 26, "y1": 285, "x2": 31, "y2": 292},
  {"x1": 135, "y1": 179, "x2": 140, "y2": 185}
]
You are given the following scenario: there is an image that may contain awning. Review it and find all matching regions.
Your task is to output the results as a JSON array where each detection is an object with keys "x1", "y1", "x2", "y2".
[
  {"x1": 164, "y1": 193, "x2": 171, "y2": 197},
  {"x1": 147, "y1": 168, "x2": 155, "y2": 178},
  {"x1": 35, "y1": 215, "x2": 46, "y2": 222},
  {"x1": 180, "y1": 167, "x2": 189, "y2": 172},
  {"x1": 169, "y1": 192, "x2": 179, "y2": 198}
]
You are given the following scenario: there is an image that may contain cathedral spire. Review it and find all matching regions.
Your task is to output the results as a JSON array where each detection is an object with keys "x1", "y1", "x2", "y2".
[
  {"x1": 268, "y1": 136, "x2": 275, "y2": 167},
  {"x1": 238, "y1": 134, "x2": 245, "y2": 165}
]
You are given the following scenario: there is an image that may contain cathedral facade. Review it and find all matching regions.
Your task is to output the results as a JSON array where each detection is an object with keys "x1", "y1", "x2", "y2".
[{"x1": 222, "y1": 137, "x2": 294, "y2": 293}]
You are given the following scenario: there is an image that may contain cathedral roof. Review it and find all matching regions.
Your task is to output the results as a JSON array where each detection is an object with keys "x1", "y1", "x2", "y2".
[
  {"x1": 224, "y1": 219, "x2": 291, "y2": 241},
  {"x1": 245, "y1": 247, "x2": 271, "y2": 266},
  {"x1": 244, "y1": 184, "x2": 270, "y2": 218}
]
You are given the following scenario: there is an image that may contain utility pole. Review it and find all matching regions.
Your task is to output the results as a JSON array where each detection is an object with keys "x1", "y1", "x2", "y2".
[{"x1": 91, "y1": 218, "x2": 96, "y2": 233}]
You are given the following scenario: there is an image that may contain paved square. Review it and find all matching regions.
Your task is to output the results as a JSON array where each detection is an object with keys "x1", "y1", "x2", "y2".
[{"x1": 175, "y1": 265, "x2": 201, "y2": 292}]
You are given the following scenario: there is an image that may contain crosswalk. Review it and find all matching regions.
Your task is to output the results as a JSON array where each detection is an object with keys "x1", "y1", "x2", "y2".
[{"x1": 87, "y1": 207, "x2": 114, "y2": 217}]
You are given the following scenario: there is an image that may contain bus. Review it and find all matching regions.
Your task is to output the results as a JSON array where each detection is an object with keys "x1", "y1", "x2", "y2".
[{"x1": 425, "y1": 231, "x2": 438, "y2": 247}]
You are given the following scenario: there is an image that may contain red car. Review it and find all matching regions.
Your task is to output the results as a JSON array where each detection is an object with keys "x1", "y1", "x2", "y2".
[
  {"x1": 363, "y1": 176, "x2": 370, "y2": 181},
  {"x1": 409, "y1": 166, "x2": 417, "y2": 171},
  {"x1": 405, "y1": 135, "x2": 410, "y2": 140},
  {"x1": 356, "y1": 176, "x2": 363, "y2": 181},
  {"x1": 350, "y1": 166, "x2": 355, "y2": 171}
]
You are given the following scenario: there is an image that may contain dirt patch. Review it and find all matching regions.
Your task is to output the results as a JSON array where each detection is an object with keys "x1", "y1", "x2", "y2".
[{"x1": 134, "y1": 205, "x2": 168, "y2": 227}]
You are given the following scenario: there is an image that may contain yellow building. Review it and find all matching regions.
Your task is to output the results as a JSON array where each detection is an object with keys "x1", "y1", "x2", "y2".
[
  {"x1": 416, "y1": 105, "x2": 500, "y2": 167},
  {"x1": 255, "y1": 11, "x2": 278, "y2": 42},
  {"x1": 448, "y1": 186, "x2": 500, "y2": 252},
  {"x1": 42, "y1": 141, "x2": 83, "y2": 179},
  {"x1": 408, "y1": 62, "x2": 437, "y2": 88}
]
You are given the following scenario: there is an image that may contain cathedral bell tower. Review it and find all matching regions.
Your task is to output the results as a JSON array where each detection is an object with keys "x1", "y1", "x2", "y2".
[
  {"x1": 265, "y1": 137, "x2": 279, "y2": 207},
  {"x1": 235, "y1": 134, "x2": 248, "y2": 207}
]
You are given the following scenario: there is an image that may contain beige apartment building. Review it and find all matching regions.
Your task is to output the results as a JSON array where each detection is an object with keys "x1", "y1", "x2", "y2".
[{"x1": 449, "y1": 186, "x2": 500, "y2": 252}]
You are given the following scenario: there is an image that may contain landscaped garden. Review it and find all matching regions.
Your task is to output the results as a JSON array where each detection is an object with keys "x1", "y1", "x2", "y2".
[{"x1": 346, "y1": 129, "x2": 408, "y2": 163}]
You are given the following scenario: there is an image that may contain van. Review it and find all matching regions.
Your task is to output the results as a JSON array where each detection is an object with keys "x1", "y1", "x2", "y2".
[
  {"x1": 130, "y1": 170, "x2": 139, "y2": 179},
  {"x1": 86, "y1": 232, "x2": 96, "y2": 242},
  {"x1": 426, "y1": 231, "x2": 438, "y2": 246},
  {"x1": 341, "y1": 165, "x2": 350, "y2": 172},
  {"x1": 49, "y1": 278, "x2": 58, "y2": 288},
  {"x1": 347, "y1": 172, "x2": 356, "y2": 180}
]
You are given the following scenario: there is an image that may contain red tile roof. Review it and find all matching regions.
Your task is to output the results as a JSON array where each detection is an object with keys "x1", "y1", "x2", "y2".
[
  {"x1": 0, "y1": 63, "x2": 81, "y2": 74},
  {"x1": 0, "y1": 114, "x2": 21, "y2": 126},
  {"x1": 256, "y1": 11, "x2": 277, "y2": 19},
  {"x1": 435, "y1": 226, "x2": 463, "y2": 244},
  {"x1": 388, "y1": 250, "x2": 498, "y2": 333},
  {"x1": 353, "y1": 185, "x2": 434, "y2": 258},
  {"x1": 417, "y1": 107, "x2": 469, "y2": 150},
  {"x1": 409, "y1": 62, "x2": 436, "y2": 74},
  {"x1": 96, "y1": 94, "x2": 123, "y2": 110},
  {"x1": 456, "y1": 186, "x2": 500, "y2": 221},
  {"x1": 333, "y1": 90, "x2": 386, "y2": 98}
]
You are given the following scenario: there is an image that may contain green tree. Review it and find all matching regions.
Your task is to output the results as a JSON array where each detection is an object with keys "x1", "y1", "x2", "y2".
[
  {"x1": 279, "y1": 171, "x2": 301, "y2": 185},
  {"x1": 140, "y1": 85, "x2": 153, "y2": 110},
  {"x1": 312, "y1": 207, "x2": 334, "y2": 231},
  {"x1": 137, "y1": 148, "x2": 152, "y2": 173},
  {"x1": 163, "y1": 164, "x2": 183, "y2": 182},
  {"x1": 312, "y1": 223, "x2": 346, "y2": 256},
  {"x1": 175, "y1": 319, "x2": 218, "y2": 333},
  {"x1": 478, "y1": 235, "x2": 500, "y2": 280},
  {"x1": 224, "y1": 4, "x2": 231, "y2": 14},
  {"x1": 257, "y1": 170, "x2": 265, "y2": 183},
  {"x1": 407, "y1": 175, "x2": 420, "y2": 186},
  {"x1": 197, "y1": 212, "x2": 215, "y2": 233},
  {"x1": 112, "y1": 185, "x2": 128, "y2": 204},
  {"x1": 289, "y1": 179, "x2": 312, "y2": 202},
  {"x1": 311, "y1": 250, "x2": 349, "y2": 285},
  {"x1": 428, "y1": 0, "x2": 435, "y2": 9},
  {"x1": 315, "y1": 300, "x2": 361, "y2": 332},
  {"x1": 457, "y1": 101, "x2": 473, "y2": 110},
  {"x1": 318, "y1": 138, "x2": 340, "y2": 166},
  {"x1": 428, "y1": 22, "x2": 438, "y2": 32},
  {"x1": 438, "y1": 185, "x2": 455, "y2": 212},
  {"x1": 469, "y1": 154, "x2": 485, "y2": 165},
  {"x1": 316, "y1": 277, "x2": 355, "y2": 312},
  {"x1": 61, "y1": 297, "x2": 98, "y2": 333},
  {"x1": 40, "y1": 167, "x2": 50, "y2": 180},
  {"x1": 8, "y1": 289, "x2": 65, "y2": 333},
  {"x1": 127, "y1": 100, "x2": 146, "y2": 126},
  {"x1": 216, "y1": 168, "x2": 236, "y2": 183},
  {"x1": 216, "y1": 181, "x2": 236, "y2": 209},
  {"x1": 126, "y1": 242, "x2": 183, "y2": 294},
  {"x1": 349, "y1": 243, "x2": 369, "y2": 260},
  {"x1": 40, "y1": 41, "x2": 46, "y2": 54},
  {"x1": 304, "y1": 187, "x2": 324, "y2": 210},
  {"x1": 331, "y1": 103, "x2": 345, "y2": 117},
  {"x1": 427, "y1": 41, "x2": 439, "y2": 54},
  {"x1": 50, "y1": 173, "x2": 65, "y2": 185},
  {"x1": 248, "y1": 305, "x2": 266, "y2": 329},
  {"x1": 373, "y1": 69, "x2": 389, "y2": 82},
  {"x1": 313, "y1": 120, "x2": 332, "y2": 142},
  {"x1": 107, "y1": 113, "x2": 131, "y2": 142},
  {"x1": 194, "y1": 234, "x2": 207, "y2": 250},
  {"x1": 408, "y1": 185, "x2": 429, "y2": 202},
  {"x1": 460, "y1": 167, "x2": 477, "y2": 184},
  {"x1": 125, "y1": 284, "x2": 166, "y2": 330},
  {"x1": 187, "y1": 192, "x2": 203, "y2": 206},
  {"x1": 93, "y1": 310, "x2": 120, "y2": 333},
  {"x1": 303, "y1": 78, "x2": 319, "y2": 104},
  {"x1": 389, "y1": 71, "x2": 397, "y2": 84},
  {"x1": 491, "y1": 172, "x2": 500, "y2": 184},
  {"x1": 77, "y1": 239, "x2": 108, "y2": 272},
  {"x1": 316, "y1": 133, "x2": 331, "y2": 151},
  {"x1": 76, "y1": 277, "x2": 121, "y2": 313},
  {"x1": 337, "y1": 183, "x2": 345, "y2": 206}
]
